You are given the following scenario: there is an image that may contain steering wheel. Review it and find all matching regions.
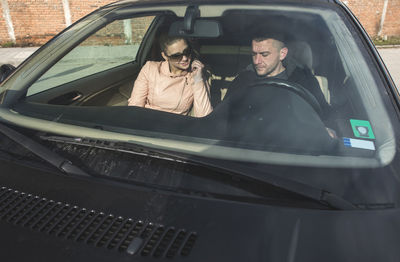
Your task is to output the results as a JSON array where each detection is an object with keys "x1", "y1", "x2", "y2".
[{"x1": 249, "y1": 78, "x2": 323, "y2": 117}]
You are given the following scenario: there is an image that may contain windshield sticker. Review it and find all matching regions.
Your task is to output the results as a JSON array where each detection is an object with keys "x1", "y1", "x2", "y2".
[
  {"x1": 343, "y1": 137, "x2": 375, "y2": 151},
  {"x1": 350, "y1": 119, "x2": 375, "y2": 139}
]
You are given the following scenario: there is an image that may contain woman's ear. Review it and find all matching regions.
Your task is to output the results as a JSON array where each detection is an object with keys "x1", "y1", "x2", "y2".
[{"x1": 161, "y1": 52, "x2": 168, "y2": 61}]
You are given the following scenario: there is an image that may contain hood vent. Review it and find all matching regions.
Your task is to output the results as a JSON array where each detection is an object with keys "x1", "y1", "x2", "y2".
[{"x1": 0, "y1": 186, "x2": 197, "y2": 258}]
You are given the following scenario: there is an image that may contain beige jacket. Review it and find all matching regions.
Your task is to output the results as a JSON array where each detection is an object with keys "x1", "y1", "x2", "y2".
[{"x1": 128, "y1": 61, "x2": 213, "y2": 117}]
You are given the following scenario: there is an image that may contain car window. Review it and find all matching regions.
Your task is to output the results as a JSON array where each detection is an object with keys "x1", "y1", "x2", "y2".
[
  {"x1": 13, "y1": 5, "x2": 397, "y2": 168},
  {"x1": 27, "y1": 16, "x2": 155, "y2": 96}
]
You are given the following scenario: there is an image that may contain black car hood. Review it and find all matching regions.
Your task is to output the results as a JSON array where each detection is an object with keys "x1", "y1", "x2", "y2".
[{"x1": 0, "y1": 158, "x2": 399, "y2": 262}]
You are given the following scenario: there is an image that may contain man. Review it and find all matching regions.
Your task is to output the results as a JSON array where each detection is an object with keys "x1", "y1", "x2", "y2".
[{"x1": 225, "y1": 32, "x2": 331, "y2": 119}]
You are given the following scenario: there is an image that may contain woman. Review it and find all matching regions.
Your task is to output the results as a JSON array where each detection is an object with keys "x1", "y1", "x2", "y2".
[{"x1": 128, "y1": 35, "x2": 212, "y2": 117}]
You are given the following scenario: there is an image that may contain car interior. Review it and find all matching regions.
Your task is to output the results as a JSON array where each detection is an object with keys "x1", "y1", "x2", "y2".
[
  {"x1": 82, "y1": 12, "x2": 334, "y2": 109},
  {"x1": 26, "y1": 10, "x2": 339, "y2": 108},
  {"x1": 18, "y1": 6, "x2": 375, "y2": 156}
]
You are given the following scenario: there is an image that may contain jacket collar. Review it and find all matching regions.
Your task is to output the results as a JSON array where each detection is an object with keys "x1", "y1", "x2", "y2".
[{"x1": 160, "y1": 61, "x2": 189, "y2": 78}]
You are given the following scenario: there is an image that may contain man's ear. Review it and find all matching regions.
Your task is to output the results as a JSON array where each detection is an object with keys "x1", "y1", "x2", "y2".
[
  {"x1": 279, "y1": 47, "x2": 288, "y2": 61},
  {"x1": 161, "y1": 52, "x2": 168, "y2": 61}
]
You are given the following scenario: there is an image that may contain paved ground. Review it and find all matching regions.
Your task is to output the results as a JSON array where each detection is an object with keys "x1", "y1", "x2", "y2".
[
  {"x1": 377, "y1": 47, "x2": 400, "y2": 87},
  {"x1": 0, "y1": 47, "x2": 39, "y2": 67},
  {"x1": 0, "y1": 46, "x2": 399, "y2": 87}
]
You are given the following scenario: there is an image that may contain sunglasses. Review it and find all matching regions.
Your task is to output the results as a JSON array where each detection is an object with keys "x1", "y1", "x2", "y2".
[{"x1": 166, "y1": 47, "x2": 192, "y2": 61}]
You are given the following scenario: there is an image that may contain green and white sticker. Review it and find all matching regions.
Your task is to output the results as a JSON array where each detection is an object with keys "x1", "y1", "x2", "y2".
[{"x1": 350, "y1": 119, "x2": 375, "y2": 140}]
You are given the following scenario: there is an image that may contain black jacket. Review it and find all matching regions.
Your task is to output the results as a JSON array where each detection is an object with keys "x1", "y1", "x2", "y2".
[{"x1": 225, "y1": 65, "x2": 331, "y2": 119}]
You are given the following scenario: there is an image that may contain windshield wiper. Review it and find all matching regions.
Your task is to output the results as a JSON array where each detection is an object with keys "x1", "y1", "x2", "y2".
[
  {"x1": 40, "y1": 135, "x2": 357, "y2": 210},
  {"x1": 182, "y1": 155, "x2": 358, "y2": 210},
  {"x1": 0, "y1": 123, "x2": 90, "y2": 177}
]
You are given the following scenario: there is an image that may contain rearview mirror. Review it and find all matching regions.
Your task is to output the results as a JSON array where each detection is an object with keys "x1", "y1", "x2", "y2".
[{"x1": 169, "y1": 20, "x2": 222, "y2": 38}]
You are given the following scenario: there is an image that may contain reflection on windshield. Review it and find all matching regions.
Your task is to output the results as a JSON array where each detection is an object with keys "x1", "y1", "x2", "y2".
[
  {"x1": 14, "y1": 5, "x2": 396, "y2": 168},
  {"x1": 37, "y1": 64, "x2": 94, "y2": 82},
  {"x1": 27, "y1": 44, "x2": 140, "y2": 96}
]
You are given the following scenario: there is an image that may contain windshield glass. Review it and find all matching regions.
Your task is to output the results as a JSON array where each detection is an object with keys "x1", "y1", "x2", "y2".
[{"x1": 4, "y1": 3, "x2": 397, "y2": 168}]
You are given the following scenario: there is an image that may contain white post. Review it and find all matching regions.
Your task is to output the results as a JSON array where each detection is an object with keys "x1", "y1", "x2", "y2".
[
  {"x1": 61, "y1": 0, "x2": 72, "y2": 27},
  {"x1": 123, "y1": 19, "x2": 132, "y2": 44},
  {"x1": 1, "y1": 0, "x2": 16, "y2": 43},
  {"x1": 378, "y1": 0, "x2": 389, "y2": 37}
]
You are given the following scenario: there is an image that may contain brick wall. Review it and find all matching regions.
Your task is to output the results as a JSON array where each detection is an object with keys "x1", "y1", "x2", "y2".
[
  {"x1": 8, "y1": 0, "x2": 66, "y2": 45},
  {"x1": 345, "y1": 0, "x2": 400, "y2": 38},
  {"x1": 383, "y1": 0, "x2": 400, "y2": 36},
  {"x1": 68, "y1": 0, "x2": 112, "y2": 23},
  {"x1": 0, "y1": 0, "x2": 399, "y2": 46},
  {"x1": 0, "y1": 0, "x2": 115, "y2": 46},
  {"x1": 82, "y1": 17, "x2": 154, "y2": 46}
]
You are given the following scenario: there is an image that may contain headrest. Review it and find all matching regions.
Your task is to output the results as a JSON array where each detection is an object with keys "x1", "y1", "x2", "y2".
[{"x1": 286, "y1": 41, "x2": 313, "y2": 70}]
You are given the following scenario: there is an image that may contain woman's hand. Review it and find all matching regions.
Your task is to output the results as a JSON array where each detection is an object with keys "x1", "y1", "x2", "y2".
[{"x1": 191, "y1": 60, "x2": 204, "y2": 84}]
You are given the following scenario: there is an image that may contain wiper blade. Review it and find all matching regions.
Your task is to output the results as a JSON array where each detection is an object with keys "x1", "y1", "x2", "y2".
[
  {"x1": 41, "y1": 135, "x2": 357, "y2": 210},
  {"x1": 0, "y1": 123, "x2": 90, "y2": 177},
  {"x1": 179, "y1": 155, "x2": 358, "y2": 210}
]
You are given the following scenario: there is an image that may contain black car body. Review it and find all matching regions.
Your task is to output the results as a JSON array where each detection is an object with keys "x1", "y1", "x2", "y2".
[{"x1": 0, "y1": 0, "x2": 400, "y2": 261}]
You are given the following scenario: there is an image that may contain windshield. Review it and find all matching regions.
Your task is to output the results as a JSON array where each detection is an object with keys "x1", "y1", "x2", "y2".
[{"x1": 0, "y1": 3, "x2": 397, "y2": 169}]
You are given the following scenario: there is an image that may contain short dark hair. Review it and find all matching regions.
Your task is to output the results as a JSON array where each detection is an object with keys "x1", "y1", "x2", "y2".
[
  {"x1": 159, "y1": 34, "x2": 188, "y2": 53},
  {"x1": 250, "y1": 20, "x2": 288, "y2": 47},
  {"x1": 252, "y1": 31, "x2": 287, "y2": 47}
]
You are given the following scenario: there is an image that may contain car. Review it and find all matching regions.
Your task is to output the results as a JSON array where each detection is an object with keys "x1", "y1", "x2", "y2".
[{"x1": 0, "y1": 0, "x2": 399, "y2": 261}]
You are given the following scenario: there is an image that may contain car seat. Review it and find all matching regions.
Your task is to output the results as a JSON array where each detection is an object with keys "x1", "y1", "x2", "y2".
[
  {"x1": 286, "y1": 41, "x2": 330, "y2": 104},
  {"x1": 200, "y1": 45, "x2": 252, "y2": 107}
]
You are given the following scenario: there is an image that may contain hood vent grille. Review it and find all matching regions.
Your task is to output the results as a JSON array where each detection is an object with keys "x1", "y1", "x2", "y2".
[{"x1": 0, "y1": 186, "x2": 197, "y2": 258}]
